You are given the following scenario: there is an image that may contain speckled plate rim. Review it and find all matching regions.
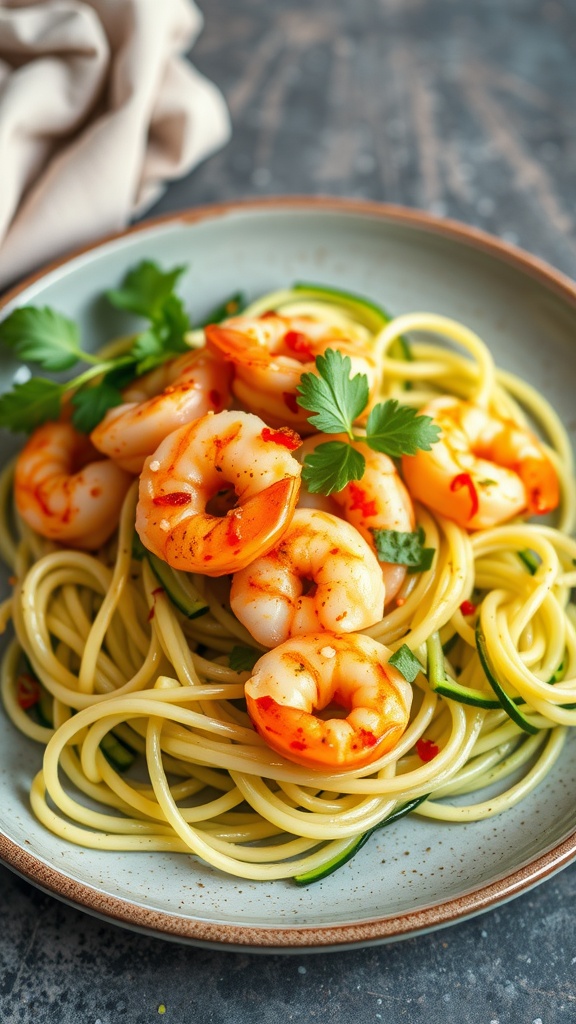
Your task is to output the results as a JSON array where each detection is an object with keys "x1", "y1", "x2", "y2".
[{"x1": 2, "y1": 196, "x2": 576, "y2": 952}]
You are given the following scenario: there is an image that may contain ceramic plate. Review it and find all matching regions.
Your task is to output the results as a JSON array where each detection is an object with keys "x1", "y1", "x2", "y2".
[{"x1": 2, "y1": 199, "x2": 576, "y2": 952}]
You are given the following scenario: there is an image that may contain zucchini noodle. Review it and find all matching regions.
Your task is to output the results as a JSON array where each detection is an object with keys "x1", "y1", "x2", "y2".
[{"x1": 1, "y1": 283, "x2": 575, "y2": 883}]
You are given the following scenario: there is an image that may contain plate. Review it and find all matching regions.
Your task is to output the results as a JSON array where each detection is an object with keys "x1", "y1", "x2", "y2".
[{"x1": 2, "y1": 198, "x2": 576, "y2": 952}]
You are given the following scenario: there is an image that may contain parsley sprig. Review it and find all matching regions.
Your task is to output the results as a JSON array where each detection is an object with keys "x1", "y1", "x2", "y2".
[
  {"x1": 296, "y1": 349, "x2": 440, "y2": 494},
  {"x1": 0, "y1": 261, "x2": 192, "y2": 434},
  {"x1": 371, "y1": 526, "x2": 435, "y2": 574}
]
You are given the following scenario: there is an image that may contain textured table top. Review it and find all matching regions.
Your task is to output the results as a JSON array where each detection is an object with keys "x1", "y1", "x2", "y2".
[{"x1": 2, "y1": 1, "x2": 576, "y2": 1021}]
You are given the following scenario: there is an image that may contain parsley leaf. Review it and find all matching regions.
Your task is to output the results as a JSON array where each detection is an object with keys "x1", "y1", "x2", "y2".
[
  {"x1": 108, "y1": 262, "x2": 191, "y2": 375},
  {"x1": 0, "y1": 260, "x2": 193, "y2": 435},
  {"x1": 71, "y1": 383, "x2": 124, "y2": 434},
  {"x1": 297, "y1": 349, "x2": 369, "y2": 436},
  {"x1": 0, "y1": 378, "x2": 66, "y2": 432},
  {"x1": 0, "y1": 307, "x2": 86, "y2": 371},
  {"x1": 365, "y1": 400, "x2": 440, "y2": 457},
  {"x1": 296, "y1": 347, "x2": 442, "y2": 495},
  {"x1": 388, "y1": 644, "x2": 423, "y2": 682},
  {"x1": 229, "y1": 645, "x2": 260, "y2": 673},
  {"x1": 106, "y1": 261, "x2": 186, "y2": 321},
  {"x1": 302, "y1": 440, "x2": 365, "y2": 495},
  {"x1": 371, "y1": 526, "x2": 435, "y2": 573}
]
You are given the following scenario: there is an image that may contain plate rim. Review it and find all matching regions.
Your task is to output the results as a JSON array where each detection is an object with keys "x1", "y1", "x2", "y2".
[{"x1": 2, "y1": 195, "x2": 576, "y2": 951}]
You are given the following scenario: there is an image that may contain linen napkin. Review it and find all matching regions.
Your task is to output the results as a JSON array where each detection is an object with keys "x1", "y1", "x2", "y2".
[{"x1": 0, "y1": 0, "x2": 231, "y2": 291}]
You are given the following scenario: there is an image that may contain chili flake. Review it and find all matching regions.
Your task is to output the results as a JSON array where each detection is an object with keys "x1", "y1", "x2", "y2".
[
  {"x1": 261, "y1": 426, "x2": 301, "y2": 450},
  {"x1": 450, "y1": 472, "x2": 479, "y2": 520},
  {"x1": 416, "y1": 737, "x2": 439, "y2": 762}
]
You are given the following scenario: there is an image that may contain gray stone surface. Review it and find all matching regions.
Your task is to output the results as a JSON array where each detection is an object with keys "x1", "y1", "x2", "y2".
[{"x1": 2, "y1": 0, "x2": 576, "y2": 1020}]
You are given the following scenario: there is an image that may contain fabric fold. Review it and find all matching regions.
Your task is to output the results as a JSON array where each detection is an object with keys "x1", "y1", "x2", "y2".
[{"x1": 0, "y1": 0, "x2": 230, "y2": 290}]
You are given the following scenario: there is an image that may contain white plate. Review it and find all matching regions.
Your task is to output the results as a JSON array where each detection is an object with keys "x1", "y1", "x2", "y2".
[{"x1": 2, "y1": 198, "x2": 576, "y2": 952}]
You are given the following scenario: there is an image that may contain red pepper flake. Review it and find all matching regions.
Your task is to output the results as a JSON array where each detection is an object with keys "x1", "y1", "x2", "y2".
[
  {"x1": 152, "y1": 492, "x2": 191, "y2": 507},
  {"x1": 208, "y1": 389, "x2": 221, "y2": 408},
  {"x1": 284, "y1": 330, "x2": 314, "y2": 361},
  {"x1": 260, "y1": 426, "x2": 301, "y2": 451},
  {"x1": 290, "y1": 739, "x2": 307, "y2": 751},
  {"x1": 16, "y1": 673, "x2": 40, "y2": 710},
  {"x1": 450, "y1": 473, "x2": 479, "y2": 520},
  {"x1": 348, "y1": 482, "x2": 378, "y2": 518},
  {"x1": 460, "y1": 599, "x2": 477, "y2": 616},
  {"x1": 282, "y1": 391, "x2": 300, "y2": 415},
  {"x1": 360, "y1": 729, "x2": 378, "y2": 748},
  {"x1": 416, "y1": 738, "x2": 439, "y2": 762},
  {"x1": 256, "y1": 695, "x2": 276, "y2": 712},
  {"x1": 90, "y1": 487, "x2": 102, "y2": 498}
]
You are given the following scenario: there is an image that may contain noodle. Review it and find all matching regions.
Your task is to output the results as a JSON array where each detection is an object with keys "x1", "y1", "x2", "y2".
[{"x1": 1, "y1": 285, "x2": 575, "y2": 882}]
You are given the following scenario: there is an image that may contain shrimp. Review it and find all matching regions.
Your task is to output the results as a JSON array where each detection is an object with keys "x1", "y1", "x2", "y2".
[
  {"x1": 90, "y1": 349, "x2": 232, "y2": 473},
  {"x1": 14, "y1": 422, "x2": 134, "y2": 549},
  {"x1": 135, "y1": 410, "x2": 302, "y2": 576},
  {"x1": 245, "y1": 632, "x2": 413, "y2": 770},
  {"x1": 299, "y1": 435, "x2": 416, "y2": 604},
  {"x1": 205, "y1": 312, "x2": 379, "y2": 433},
  {"x1": 401, "y1": 396, "x2": 560, "y2": 530},
  {"x1": 230, "y1": 508, "x2": 385, "y2": 646}
]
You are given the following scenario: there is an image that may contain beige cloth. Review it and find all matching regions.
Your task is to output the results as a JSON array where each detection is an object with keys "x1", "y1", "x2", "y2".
[{"x1": 0, "y1": 0, "x2": 231, "y2": 290}]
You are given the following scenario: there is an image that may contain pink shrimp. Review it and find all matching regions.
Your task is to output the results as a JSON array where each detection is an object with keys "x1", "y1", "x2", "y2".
[
  {"x1": 90, "y1": 349, "x2": 232, "y2": 473},
  {"x1": 299, "y1": 435, "x2": 416, "y2": 605},
  {"x1": 14, "y1": 422, "x2": 133, "y2": 549},
  {"x1": 401, "y1": 396, "x2": 560, "y2": 529},
  {"x1": 135, "y1": 410, "x2": 302, "y2": 576},
  {"x1": 245, "y1": 632, "x2": 413, "y2": 770},
  {"x1": 205, "y1": 312, "x2": 379, "y2": 433},
  {"x1": 230, "y1": 508, "x2": 385, "y2": 646}
]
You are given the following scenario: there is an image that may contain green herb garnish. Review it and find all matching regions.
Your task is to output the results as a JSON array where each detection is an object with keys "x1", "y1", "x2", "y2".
[
  {"x1": 297, "y1": 349, "x2": 439, "y2": 495},
  {"x1": 229, "y1": 646, "x2": 260, "y2": 673},
  {"x1": 0, "y1": 260, "x2": 192, "y2": 434},
  {"x1": 371, "y1": 526, "x2": 435, "y2": 573}
]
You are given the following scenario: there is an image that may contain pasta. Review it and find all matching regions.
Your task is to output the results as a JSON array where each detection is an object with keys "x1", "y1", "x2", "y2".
[{"x1": 1, "y1": 281, "x2": 576, "y2": 883}]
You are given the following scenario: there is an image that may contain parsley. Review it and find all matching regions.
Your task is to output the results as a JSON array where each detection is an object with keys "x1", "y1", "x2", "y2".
[
  {"x1": 106, "y1": 261, "x2": 186, "y2": 321},
  {"x1": 297, "y1": 349, "x2": 369, "y2": 435},
  {"x1": 229, "y1": 646, "x2": 260, "y2": 673},
  {"x1": 388, "y1": 644, "x2": 423, "y2": 683},
  {"x1": 371, "y1": 526, "x2": 435, "y2": 574},
  {"x1": 365, "y1": 400, "x2": 439, "y2": 458},
  {"x1": 0, "y1": 306, "x2": 93, "y2": 371},
  {"x1": 301, "y1": 440, "x2": 365, "y2": 495},
  {"x1": 297, "y1": 348, "x2": 440, "y2": 494},
  {"x1": 70, "y1": 383, "x2": 125, "y2": 434},
  {"x1": 0, "y1": 260, "x2": 192, "y2": 434},
  {"x1": 0, "y1": 378, "x2": 66, "y2": 432}
]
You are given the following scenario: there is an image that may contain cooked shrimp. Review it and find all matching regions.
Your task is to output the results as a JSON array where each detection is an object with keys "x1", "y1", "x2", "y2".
[
  {"x1": 90, "y1": 349, "x2": 232, "y2": 474},
  {"x1": 230, "y1": 508, "x2": 385, "y2": 646},
  {"x1": 299, "y1": 435, "x2": 416, "y2": 604},
  {"x1": 401, "y1": 396, "x2": 560, "y2": 530},
  {"x1": 14, "y1": 422, "x2": 134, "y2": 549},
  {"x1": 136, "y1": 410, "x2": 302, "y2": 576},
  {"x1": 245, "y1": 632, "x2": 413, "y2": 770},
  {"x1": 205, "y1": 312, "x2": 378, "y2": 432}
]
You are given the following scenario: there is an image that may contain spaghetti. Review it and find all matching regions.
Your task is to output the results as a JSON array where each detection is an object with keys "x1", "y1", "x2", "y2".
[{"x1": 1, "y1": 283, "x2": 576, "y2": 882}]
